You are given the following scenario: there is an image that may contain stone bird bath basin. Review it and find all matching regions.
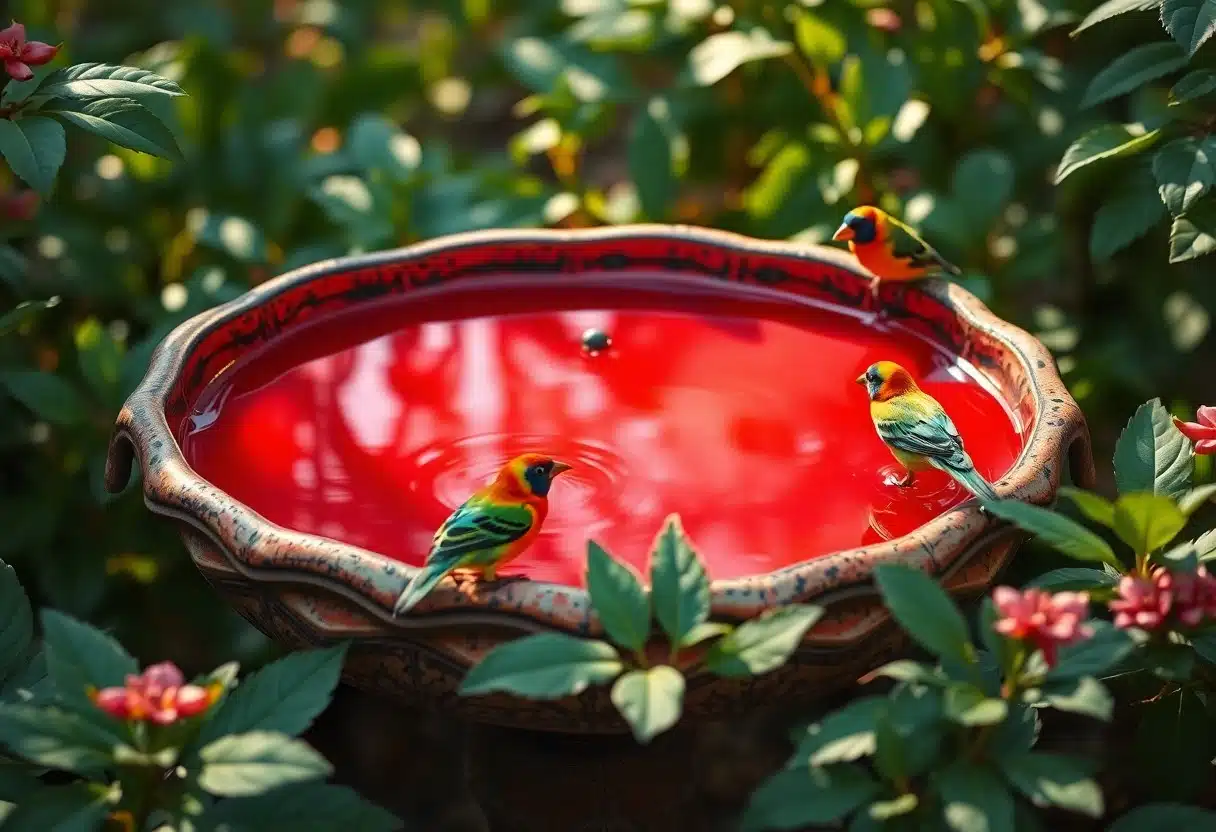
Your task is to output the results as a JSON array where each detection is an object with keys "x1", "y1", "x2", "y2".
[{"x1": 105, "y1": 225, "x2": 1093, "y2": 734}]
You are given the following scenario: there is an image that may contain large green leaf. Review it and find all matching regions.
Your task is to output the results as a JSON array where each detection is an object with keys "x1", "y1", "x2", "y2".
[
  {"x1": 1090, "y1": 161, "x2": 1167, "y2": 261},
  {"x1": 1057, "y1": 488, "x2": 1116, "y2": 527},
  {"x1": 1113, "y1": 398, "x2": 1193, "y2": 497},
  {"x1": 942, "y1": 685, "x2": 1007, "y2": 727},
  {"x1": 649, "y1": 515, "x2": 710, "y2": 647},
  {"x1": 873, "y1": 564, "x2": 971, "y2": 663},
  {"x1": 1153, "y1": 137, "x2": 1216, "y2": 215},
  {"x1": 1112, "y1": 492, "x2": 1188, "y2": 554},
  {"x1": 1039, "y1": 676, "x2": 1113, "y2": 721},
  {"x1": 459, "y1": 633, "x2": 623, "y2": 698},
  {"x1": 196, "y1": 644, "x2": 347, "y2": 748},
  {"x1": 0, "y1": 562, "x2": 32, "y2": 689},
  {"x1": 0, "y1": 782, "x2": 113, "y2": 832},
  {"x1": 703, "y1": 605, "x2": 822, "y2": 677},
  {"x1": 740, "y1": 764, "x2": 880, "y2": 831},
  {"x1": 793, "y1": 10, "x2": 846, "y2": 64},
  {"x1": 1082, "y1": 42, "x2": 1188, "y2": 108},
  {"x1": 1162, "y1": 0, "x2": 1216, "y2": 55},
  {"x1": 585, "y1": 541, "x2": 650, "y2": 653},
  {"x1": 1071, "y1": 0, "x2": 1163, "y2": 36},
  {"x1": 794, "y1": 696, "x2": 886, "y2": 766},
  {"x1": 43, "y1": 97, "x2": 181, "y2": 160},
  {"x1": 0, "y1": 704, "x2": 124, "y2": 776},
  {"x1": 1025, "y1": 567, "x2": 1119, "y2": 592},
  {"x1": 1046, "y1": 621, "x2": 1135, "y2": 681},
  {"x1": 935, "y1": 762, "x2": 1015, "y2": 832},
  {"x1": 346, "y1": 113, "x2": 420, "y2": 182},
  {"x1": 997, "y1": 752, "x2": 1104, "y2": 817},
  {"x1": 1109, "y1": 803, "x2": 1216, "y2": 831},
  {"x1": 983, "y1": 500, "x2": 1123, "y2": 570},
  {"x1": 39, "y1": 63, "x2": 185, "y2": 99},
  {"x1": 0, "y1": 371, "x2": 88, "y2": 427},
  {"x1": 197, "y1": 782, "x2": 400, "y2": 832},
  {"x1": 1054, "y1": 124, "x2": 1160, "y2": 184},
  {"x1": 1170, "y1": 201, "x2": 1216, "y2": 262},
  {"x1": 609, "y1": 665, "x2": 685, "y2": 744},
  {"x1": 198, "y1": 731, "x2": 332, "y2": 798},
  {"x1": 40, "y1": 610, "x2": 138, "y2": 710},
  {"x1": 1171, "y1": 69, "x2": 1216, "y2": 104},
  {"x1": 0, "y1": 118, "x2": 66, "y2": 196},
  {"x1": 687, "y1": 29, "x2": 793, "y2": 87},
  {"x1": 628, "y1": 96, "x2": 687, "y2": 221}
]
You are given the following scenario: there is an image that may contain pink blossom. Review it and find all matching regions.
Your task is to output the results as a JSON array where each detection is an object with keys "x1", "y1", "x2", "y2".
[
  {"x1": 90, "y1": 661, "x2": 218, "y2": 725},
  {"x1": 1173, "y1": 406, "x2": 1216, "y2": 455},
  {"x1": 992, "y1": 586, "x2": 1093, "y2": 666},
  {"x1": 0, "y1": 22, "x2": 59, "y2": 82},
  {"x1": 1111, "y1": 566, "x2": 1216, "y2": 631}
]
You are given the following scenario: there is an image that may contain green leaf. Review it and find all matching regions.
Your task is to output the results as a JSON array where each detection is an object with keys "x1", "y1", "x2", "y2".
[
  {"x1": 1090, "y1": 161, "x2": 1168, "y2": 261},
  {"x1": 704, "y1": 605, "x2": 822, "y2": 677},
  {"x1": 1171, "y1": 69, "x2": 1216, "y2": 104},
  {"x1": 585, "y1": 541, "x2": 650, "y2": 653},
  {"x1": 952, "y1": 149, "x2": 1015, "y2": 232},
  {"x1": 39, "y1": 63, "x2": 185, "y2": 99},
  {"x1": 196, "y1": 782, "x2": 400, "y2": 832},
  {"x1": 943, "y1": 685, "x2": 1008, "y2": 726},
  {"x1": 1170, "y1": 202, "x2": 1216, "y2": 262},
  {"x1": 346, "y1": 113, "x2": 420, "y2": 182},
  {"x1": 1046, "y1": 621, "x2": 1135, "y2": 680},
  {"x1": 0, "y1": 371, "x2": 87, "y2": 428},
  {"x1": 936, "y1": 763, "x2": 1015, "y2": 832},
  {"x1": 688, "y1": 29, "x2": 793, "y2": 87},
  {"x1": 1115, "y1": 399, "x2": 1194, "y2": 497},
  {"x1": 43, "y1": 97, "x2": 181, "y2": 160},
  {"x1": 1025, "y1": 568, "x2": 1120, "y2": 592},
  {"x1": 0, "y1": 297, "x2": 59, "y2": 339},
  {"x1": 1113, "y1": 492, "x2": 1188, "y2": 553},
  {"x1": 40, "y1": 610, "x2": 137, "y2": 709},
  {"x1": 499, "y1": 36, "x2": 630, "y2": 103},
  {"x1": 0, "y1": 704, "x2": 123, "y2": 775},
  {"x1": 741, "y1": 765, "x2": 881, "y2": 832},
  {"x1": 0, "y1": 782, "x2": 113, "y2": 832},
  {"x1": 1162, "y1": 0, "x2": 1216, "y2": 55},
  {"x1": 198, "y1": 731, "x2": 331, "y2": 798},
  {"x1": 864, "y1": 660, "x2": 945, "y2": 686},
  {"x1": 1054, "y1": 124, "x2": 1161, "y2": 184},
  {"x1": 998, "y1": 753, "x2": 1104, "y2": 817},
  {"x1": 196, "y1": 644, "x2": 347, "y2": 748},
  {"x1": 308, "y1": 176, "x2": 393, "y2": 248},
  {"x1": 1071, "y1": 0, "x2": 1162, "y2": 36},
  {"x1": 1058, "y1": 488, "x2": 1116, "y2": 527},
  {"x1": 796, "y1": 696, "x2": 886, "y2": 766},
  {"x1": 680, "y1": 621, "x2": 732, "y2": 647},
  {"x1": 649, "y1": 515, "x2": 710, "y2": 647},
  {"x1": 1153, "y1": 137, "x2": 1216, "y2": 215},
  {"x1": 1177, "y1": 483, "x2": 1216, "y2": 515},
  {"x1": 459, "y1": 633, "x2": 623, "y2": 698},
  {"x1": 1082, "y1": 42, "x2": 1188, "y2": 108},
  {"x1": 1039, "y1": 676, "x2": 1114, "y2": 720},
  {"x1": 794, "y1": 10, "x2": 846, "y2": 64},
  {"x1": 873, "y1": 564, "x2": 971, "y2": 663},
  {"x1": 0, "y1": 562, "x2": 32, "y2": 688},
  {"x1": 982, "y1": 500, "x2": 1123, "y2": 570},
  {"x1": 0, "y1": 118, "x2": 66, "y2": 196},
  {"x1": 610, "y1": 666, "x2": 684, "y2": 744},
  {"x1": 628, "y1": 96, "x2": 687, "y2": 222},
  {"x1": 867, "y1": 793, "x2": 918, "y2": 821},
  {"x1": 1109, "y1": 803, "x2": 1216, "y2": 831}
]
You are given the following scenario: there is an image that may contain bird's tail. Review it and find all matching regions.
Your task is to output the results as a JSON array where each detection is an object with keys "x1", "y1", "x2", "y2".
[
  {"x1": 393, "y1": 561, "x2": 455, "y2": 617},
  {"x1": 933, "y1": 456, "x2": 998, "y2": 502}
]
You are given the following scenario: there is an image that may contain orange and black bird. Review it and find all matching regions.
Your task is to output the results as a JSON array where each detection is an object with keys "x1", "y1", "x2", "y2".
[{"x1": 833, "y1": 205, "x2": 961, "y2": 309}]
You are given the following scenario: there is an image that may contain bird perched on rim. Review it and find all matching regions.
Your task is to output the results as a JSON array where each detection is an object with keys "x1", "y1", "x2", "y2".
[
  {"x1": 832, "y1": 205, "x2": 962, "y2": 310},
  {"x1": 856, "y1": 361, "x2": 997, "y2": 501},
  {"x1": 392, "y1": 453, "x2": 572, "y2": 616}
]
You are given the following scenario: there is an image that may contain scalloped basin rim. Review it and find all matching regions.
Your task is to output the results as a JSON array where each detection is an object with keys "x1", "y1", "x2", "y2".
[{"x1": 106, "y1": 225, "x2": 1092, "y2": 645}]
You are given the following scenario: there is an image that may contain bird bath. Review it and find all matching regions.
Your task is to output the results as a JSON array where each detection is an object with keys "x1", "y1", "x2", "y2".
[{"x1": 106, "y1": 226, "x2": 1093, "y2": 734}]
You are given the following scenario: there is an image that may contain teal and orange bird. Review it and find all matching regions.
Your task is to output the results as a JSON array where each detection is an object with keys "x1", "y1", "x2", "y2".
[
  {"x1": 856, "y1": 361, "x2": 998, "y2": 501},
  {"x1": 832, "y1": 206, "x2": 961, "y2": 308},
  {"x1": 392, "y1": 453, "x2": 572, "y2": 616}
]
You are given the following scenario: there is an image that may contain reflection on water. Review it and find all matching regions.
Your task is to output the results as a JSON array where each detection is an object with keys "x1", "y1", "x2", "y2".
[{"x1": 180, "y1": 274, "x2": 1024, "y2": 586}]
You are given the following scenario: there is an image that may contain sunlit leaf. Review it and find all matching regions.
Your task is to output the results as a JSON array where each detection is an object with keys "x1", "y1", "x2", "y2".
[
  {"x1": 1054, "y1": 124, "x2": 1160, "y2": 184},
  {"x1": 1082, "y1": 42, "x2": 1187, "y2": 108},
  {"x1": 688, "y1": 29, "x2": 792, "y2": 87}
]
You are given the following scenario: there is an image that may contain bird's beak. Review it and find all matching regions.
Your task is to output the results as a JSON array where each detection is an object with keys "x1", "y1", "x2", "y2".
[
  {"x1": 833, "y1": 223, "x2": 853, "y2": 242},
  {"x1": 550, "y1": 462, "x2": 573, "y2": 477},
  {"x1": 854, "y1": 374, "x2": 867, "y2": 386}
]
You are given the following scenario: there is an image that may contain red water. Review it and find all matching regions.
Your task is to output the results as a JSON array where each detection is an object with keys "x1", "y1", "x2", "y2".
[{"x1": 179, "y1": 273, "x2": 1024, "y2": 585}]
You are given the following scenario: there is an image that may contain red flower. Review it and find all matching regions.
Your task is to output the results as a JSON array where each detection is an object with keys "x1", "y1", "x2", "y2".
[
  {"x1": 1110, "y1": 566, "x2": 1216, "y2": 631},
  {"x1": 992, "y1": 586, "x2": 1093, "y2": 666},
  {"x1": 1173, "y1": 406, "x2": 1216, "y2": 455},
  {"x1": 90, "y1": 661, "x2": 218, "y2": 725},
  {"x1": 0, "y1": 22, "x2": 59, "y2": 82},
  {"x1": 0, "y1": 190, "x2": 38, "y2": 221}
]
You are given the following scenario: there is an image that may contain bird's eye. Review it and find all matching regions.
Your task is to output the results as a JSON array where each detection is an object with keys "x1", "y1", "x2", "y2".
[{"x1": 529, "y1": 465, "x2": 545, "y2": 477}]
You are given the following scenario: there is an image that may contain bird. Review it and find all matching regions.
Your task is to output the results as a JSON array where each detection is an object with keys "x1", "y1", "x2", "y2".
[
  {"x1": 856, "y1": 361, "x2": 998, "y2": 502},
  {"x1": 391, "y1": 453, "x2": 573, "y2": 616},
  {"x1": 832, "y1": 205, "x2": 962, "y2": 311}
]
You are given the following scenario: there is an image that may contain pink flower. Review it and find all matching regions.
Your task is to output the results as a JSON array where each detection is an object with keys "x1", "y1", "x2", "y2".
[
  {"x1": 90, "y1": 661, "x2": 218, "y2": 725},
  {"x1": 0, "y1": 22, "x2": 58, "y2": 82},
  {"x1": 865, "y1": 8, "x2": 903, "y2": 32},
  {"x1": 992, "y1": 586, "x2": 1093, "y2": 666},
  {"x1": 1111, "y1": 566, "x2": 1216, "y2": 631},
  {"x1": 1173, "y1": 406, "x2": 1216, "y2": 455}
]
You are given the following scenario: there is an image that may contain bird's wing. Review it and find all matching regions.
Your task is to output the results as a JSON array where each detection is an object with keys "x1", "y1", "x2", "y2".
[
  {"x1": 886, "y1": 216, "x2": 962, "y2": 276},
  {"x1": 874, "y1": 396, "x2": 967, "y2": 464},
  {"x1": 426, "y1": 498, "x2": 535, "y2": 568}
]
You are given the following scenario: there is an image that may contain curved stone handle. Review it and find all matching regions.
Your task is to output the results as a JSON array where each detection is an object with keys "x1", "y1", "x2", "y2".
[{"x1": 104, "y1": 418, "x2": 136, "y2": 495}]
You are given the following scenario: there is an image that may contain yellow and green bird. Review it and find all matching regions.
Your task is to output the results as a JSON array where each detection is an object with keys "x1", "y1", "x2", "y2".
[
  {"x1": 856, "y1": 361, "x2": 997, "y2": 501},
  {"x1": 392, "y1": 453, "x2": 572, "y2": 617},
  {"x1": 833, "y1": 205, "x2": 962, "y2": 306}
]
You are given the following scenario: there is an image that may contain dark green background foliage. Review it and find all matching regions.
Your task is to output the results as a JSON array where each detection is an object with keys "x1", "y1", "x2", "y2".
[{"x1": 1, "y1": 0, "x2": 1214, "y2": 674}]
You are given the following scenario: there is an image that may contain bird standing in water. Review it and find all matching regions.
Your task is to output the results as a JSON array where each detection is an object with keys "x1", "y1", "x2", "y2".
[
  {"x1": 833, "y1": 205, "x2": 962, "y2": 312},
  {"x1": 392, "y1": 453, "x2": 572, "y2": 616},
  {"x1": 856, "y1": 361, "x2": 997, "y2": 501}
]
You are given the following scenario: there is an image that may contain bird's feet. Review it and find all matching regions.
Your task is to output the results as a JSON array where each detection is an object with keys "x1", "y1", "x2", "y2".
[
  {"x1": 456, "y1": 572, "x2": 527, "y2": 600},
  {"x1": 895, "y1": 471, "x2": 915, "y2": 488}
]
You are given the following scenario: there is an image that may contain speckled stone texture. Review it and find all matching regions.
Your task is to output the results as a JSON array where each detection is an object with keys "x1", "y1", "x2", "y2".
[{"x1": 105, "y1": 225, "x2": 1094, "y2": 732}]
